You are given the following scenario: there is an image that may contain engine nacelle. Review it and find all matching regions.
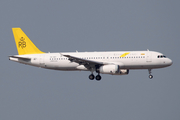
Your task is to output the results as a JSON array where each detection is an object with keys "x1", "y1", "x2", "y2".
[{"x1": 98, "y1": 65, "x2": 129, "y2": 75}]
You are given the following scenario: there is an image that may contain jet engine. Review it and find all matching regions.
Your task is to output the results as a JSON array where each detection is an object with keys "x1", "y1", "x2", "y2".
[{"x1": 98, "y1": 65, "x2": 129, "y2": 75}]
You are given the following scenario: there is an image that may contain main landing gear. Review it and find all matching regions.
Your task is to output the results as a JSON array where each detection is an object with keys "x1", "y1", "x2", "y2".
[
  {"x1": 148, "y1": 69, "x2": 153, "y2": 79},
  {"x1": 89, "y1": 74, "x2": 94, "y2": 80},
  {"x1": 89, "y1": 74, "x2": 101, "y2": 81}
]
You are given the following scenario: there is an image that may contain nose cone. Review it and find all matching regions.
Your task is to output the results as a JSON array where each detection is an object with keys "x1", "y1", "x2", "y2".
[{"x1": 167, "y1": 58, "x2": 173, "y2": 66}]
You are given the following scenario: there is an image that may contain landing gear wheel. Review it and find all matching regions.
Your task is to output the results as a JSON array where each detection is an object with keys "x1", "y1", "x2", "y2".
[
  {"x1": 148, "y1": 69, "x2": 153, "y2": 79},
  {"x1": 89, "y1": 74, "x2": 95, "y2": 80},
  {"x1": 96, "y1": 75, "x2": 101, "y2": 81},
  {"x1": 149, "y1": 75, "x2": 153, "y2": 79}
]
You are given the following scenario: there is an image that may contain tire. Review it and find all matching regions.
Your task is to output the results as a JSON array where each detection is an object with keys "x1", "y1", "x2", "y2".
[
  {"x1": 89, "y1": 74, "x2": 94, "y2": 80},
  {"x1": 149, "y1": 75, "x2": 153, "y2": 79},
  {"x1": 96, "y1": 75, "x2": 101, "y2": 81}
]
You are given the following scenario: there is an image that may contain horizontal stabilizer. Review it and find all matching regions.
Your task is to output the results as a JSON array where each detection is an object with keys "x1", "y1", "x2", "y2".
[{"x1": 9, "y1": 55, "x2": 31, "y2": 62}]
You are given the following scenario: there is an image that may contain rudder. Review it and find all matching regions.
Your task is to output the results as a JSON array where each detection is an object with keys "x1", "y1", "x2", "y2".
[{"x1": 12, "y1": 28, "x2": 44, "y2": 55}]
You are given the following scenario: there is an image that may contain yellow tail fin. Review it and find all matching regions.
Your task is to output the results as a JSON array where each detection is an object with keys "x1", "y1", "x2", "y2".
[{"x1": 12, "y1": 28, "x2": 44, "y2": 55}]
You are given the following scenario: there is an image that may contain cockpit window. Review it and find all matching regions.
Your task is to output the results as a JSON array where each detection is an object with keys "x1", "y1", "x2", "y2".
[{"x1": 157, "y1": 55, "x2": 166, "y2": 58}]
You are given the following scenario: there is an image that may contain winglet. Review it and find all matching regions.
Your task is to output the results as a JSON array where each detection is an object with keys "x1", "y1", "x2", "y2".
[{"x1": 12, "y1": 28, "x2": 44, "y2": 55}]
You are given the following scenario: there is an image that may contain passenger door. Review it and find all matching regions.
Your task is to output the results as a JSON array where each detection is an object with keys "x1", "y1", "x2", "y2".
[{"x1": 146, "y1": 52, "x2": 152, "y2": 62}]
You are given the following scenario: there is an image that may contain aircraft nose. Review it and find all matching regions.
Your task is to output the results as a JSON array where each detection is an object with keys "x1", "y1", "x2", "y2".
[{"x1": 167, "y1": 58, "x2": 173, "y2": 66}]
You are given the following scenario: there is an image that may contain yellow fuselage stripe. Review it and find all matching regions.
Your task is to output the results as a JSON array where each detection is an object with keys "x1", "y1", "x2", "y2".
[{"x1": 120, "y1": 52, "x2": 130, "y2": 57}]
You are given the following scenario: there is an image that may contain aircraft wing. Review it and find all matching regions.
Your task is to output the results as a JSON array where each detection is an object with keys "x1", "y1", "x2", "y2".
[{"x1": 62, "y1": 54, "x2": 107, "y2": 69}]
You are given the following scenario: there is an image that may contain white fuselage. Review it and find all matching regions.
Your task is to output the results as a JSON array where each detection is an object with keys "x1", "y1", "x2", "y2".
[{"x1": 9, "y1": 51, "x2": 172, "y2": 72}]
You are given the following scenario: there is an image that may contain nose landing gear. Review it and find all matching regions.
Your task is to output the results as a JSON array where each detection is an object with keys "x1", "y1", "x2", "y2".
[
  {"x1": 148, "y1": 69, "x2": 153, "y2": 79},
  {"x1": 149, "y1": 75, "x2": 153, "y2": 79}
]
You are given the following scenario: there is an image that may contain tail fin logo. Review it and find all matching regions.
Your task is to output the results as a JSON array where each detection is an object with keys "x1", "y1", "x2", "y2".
[{"x1": 19, "y1": 37, "x2": 26, "y2": 49}]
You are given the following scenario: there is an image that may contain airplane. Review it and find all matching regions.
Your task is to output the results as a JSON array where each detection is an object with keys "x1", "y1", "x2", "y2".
[{"x1": 9, "y1": 28, "x2": 173, "y2": 81}]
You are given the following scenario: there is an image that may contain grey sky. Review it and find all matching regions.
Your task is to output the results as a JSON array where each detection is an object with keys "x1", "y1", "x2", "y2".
[{"x1": 0, "y1": 0, "x2": 179, "y2": 120}]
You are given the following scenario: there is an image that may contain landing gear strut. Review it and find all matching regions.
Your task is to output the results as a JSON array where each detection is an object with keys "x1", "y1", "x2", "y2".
[
  {"x1": 148, "y1": 69, "x2": 153, "y2": 79},
  {"x1": 88, "y1": 67, "x2": 102, "y2": 81}
]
